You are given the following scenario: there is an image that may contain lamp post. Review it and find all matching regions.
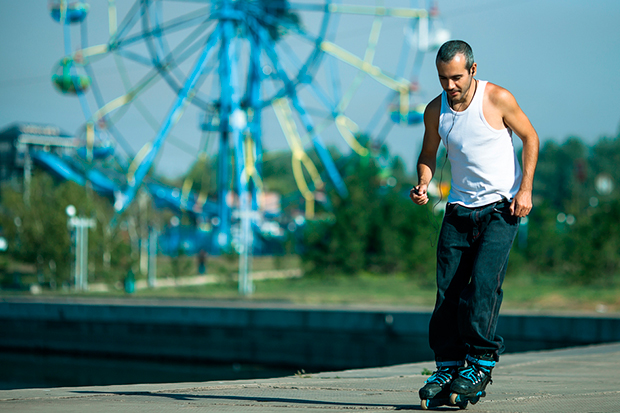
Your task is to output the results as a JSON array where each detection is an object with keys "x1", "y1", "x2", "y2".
[{"x1": 66, "y1": 205, "x2": 96, "y2": 291}]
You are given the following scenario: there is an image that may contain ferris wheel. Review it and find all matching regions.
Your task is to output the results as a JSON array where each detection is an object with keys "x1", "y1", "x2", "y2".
[{"x1": 49, "y1": 0, "x2": 449, "y2": 254}]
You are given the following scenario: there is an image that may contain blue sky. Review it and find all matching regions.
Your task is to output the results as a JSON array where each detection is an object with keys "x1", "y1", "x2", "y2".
[{"x1": 0, "y1": 1, "x2": 618, "y2": 177}]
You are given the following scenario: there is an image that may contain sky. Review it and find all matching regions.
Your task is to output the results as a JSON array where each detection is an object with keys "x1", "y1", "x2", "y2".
[{"x1": 0, "y1": 0, "x2": 619, "y2": 179}]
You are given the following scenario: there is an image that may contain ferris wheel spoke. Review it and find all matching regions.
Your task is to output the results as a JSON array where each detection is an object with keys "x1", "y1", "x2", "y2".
[
  {"x1": 244, "y1": 5, "x2": 332, "y2": 106},
  {"x1": 116, "y1": 24, "x2": 223, "y2": 213},
  {"x1": 89, "y1": 67, "x2": 162, "y2": 129},
  {"x1": 323, "y1": 39, "x2": 414, "y2": 125},
  {"x1": 365, "y1": 90, "x2": 397, "y2": 136},
  {"x1": 286, "y1": 2, "x2": 330, "y2": 13},
  {"x1": 320, "y1": 41, "x2": 408, "y2": 92},
  {"x1": 143, "y1": 6, "x2": 214, "y2": 41},
  {"x1": 409, "y1": 48, "x2": 426, "y2": 82},
  {"x1": 113, "y1": 48, "x2": 157, "y2": 67},
  {"x1": 139, "y1": 15, "x2": 219, "y2": 108},
  {"x1": 161, "y1": 32, "x2": 220, "y2": 103},
  {"x1": 103, "y1": 120, "x2": 138, "y2": 162},
  {"x1": 117, "y1": 8, "x2": 212, "y2": 52},
  {"x1": 272, "y1": 98, "x2": 324, "y2": 218},
  {"x1": 394, "y1": 18, "x2": 418, "y2": 78},
  {"x1": 249, "y1": 18, "x2": 296, "y2": 99},
  {"x1": 111, "y1": 42, "x2": 205, "y2": 159},
  {"x1": 109, "y1": 1, "x2": 144, "y2": 45},
  {"x1": 374, "y1": 115, "x2": 397, "y2": 145},
  {"x1": 103, "y1": 54, "x2": 210, "y2": 157},
  {"x1": 133, "y1": 96, "x2": 203, "y2": 157},
  {"x1": 274, "y1": 40, "x2": 337, "y2": 111},
  {"x1": 253, "y1": 18, "x2": 346, "y2": 198},
  {"x1": 141, "y1": 4, "x2": 221, "y2": 104},
  {"x1": 288, "y1": 1, "x2": 428, "y2": 17},
  {"x1": 82, "y1": 64, "x2": 107, "y2": 120},
  {"x1": 329, "y1": 3, "x2": 427, "y2": 18},
  {"x1": 334, "y1": 12, "x2": 383, "y2": 113},
  {"x1": 304, "y1": 82, "x2": 338, "y2": 114},
  {"x1": 272, "y1": 67, "x2": 348, "y2": 197},
  {"x1": 290, "y1": 95, "x2": 349, "y2": 197},
  {"x1": 272, "y1": 27, "x2": 319, "y2": 69},
  {"x1": 295, "y1": 105, "x2": 333, "y2": 121}
]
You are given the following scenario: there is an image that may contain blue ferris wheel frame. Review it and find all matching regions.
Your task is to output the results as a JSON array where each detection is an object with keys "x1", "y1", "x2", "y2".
[{"x1": 50, "y1": 0, "x2": 447, "y2": 254}]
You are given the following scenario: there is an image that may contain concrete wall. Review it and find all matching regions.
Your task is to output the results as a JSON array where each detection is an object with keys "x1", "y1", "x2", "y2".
[{"x1": 0, "y1": 299, "x2": 618, "y2": 371}]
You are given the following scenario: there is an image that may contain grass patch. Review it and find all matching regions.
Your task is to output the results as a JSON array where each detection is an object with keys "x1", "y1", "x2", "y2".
[
  {"x1": 2, "y1": 257, "x2": 620, "y2": 314},
  {"x1": 132, "y1": 272, "x2": 620, "y2": 313},
  {"x1": 133, "y1": 272, "x2": 438, "y2": 307},
  {"x1": 501, "y1": 272, "x2": 620, "y2": 313}
]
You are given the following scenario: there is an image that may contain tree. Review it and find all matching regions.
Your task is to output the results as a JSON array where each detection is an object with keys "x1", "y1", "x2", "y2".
[
  {"x1": 301, "y1": 147, "x2": 436, "y2": 278},
  {"x1": 1, "y1": 172, "x2": 93, "y2": 282},
  {"x1": 0, "y1": 171, "x2": 142, "y2": 286}
]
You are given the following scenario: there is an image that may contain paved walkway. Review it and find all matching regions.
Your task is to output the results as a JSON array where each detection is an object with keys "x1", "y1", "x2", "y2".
[{"x1": 2, "y1": 342, "x2": 619, "y2": 412}]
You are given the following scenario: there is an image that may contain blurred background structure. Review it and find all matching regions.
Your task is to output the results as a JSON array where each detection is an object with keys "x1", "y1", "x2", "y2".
[
  {"x1": 0, "y1": 0, "x2": 452, "y2": 293},
  {"x1": 0, "y1": 0, "x2": 619, "y2": 293}
]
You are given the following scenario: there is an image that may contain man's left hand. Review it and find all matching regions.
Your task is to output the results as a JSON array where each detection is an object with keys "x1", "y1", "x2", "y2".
[{"x1": 510, "y1": 190, "x2": 533, "y2": 217}]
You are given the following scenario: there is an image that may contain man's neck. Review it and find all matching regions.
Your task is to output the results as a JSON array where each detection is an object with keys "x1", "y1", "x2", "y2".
[{"x1": 450, "y1": 79, "x2": 478, "y2": 112}]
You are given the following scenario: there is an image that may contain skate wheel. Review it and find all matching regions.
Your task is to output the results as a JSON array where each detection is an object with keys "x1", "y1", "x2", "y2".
[
  {"x1": 421, "y1": 398, "x2": 452, "y2": 410},
  {"x1": 449, "y1": 392, "x2": 469, "y2": 408}
]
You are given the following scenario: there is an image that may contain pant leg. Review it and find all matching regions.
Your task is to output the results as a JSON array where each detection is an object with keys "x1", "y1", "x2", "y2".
[
  {"x1": 458, "y1": 202, "x2": 519, "y2": 360},
  {"x1": 428, "y1": 203, "x2": 473, "y2": 362}
]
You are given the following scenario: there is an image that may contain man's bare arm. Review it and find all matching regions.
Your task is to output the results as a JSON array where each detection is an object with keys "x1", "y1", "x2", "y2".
[
  {"x1": 492, "y1": 87, "x2": 539, "y2": 217},
  {"x1": 411, "y1": 97, "x2": 442, "y2": 206}
]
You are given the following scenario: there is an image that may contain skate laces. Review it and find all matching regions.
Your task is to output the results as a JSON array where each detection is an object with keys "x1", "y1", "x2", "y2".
[
  {"x1": 459, "y1": 364, "x2": 490, "y2": 384},
  {"x1": 460, "y1": 356, "x2": 495, "y2": 385},
  {"x1": 426, "y1": 366, "x2": 455, "y2": 385}
]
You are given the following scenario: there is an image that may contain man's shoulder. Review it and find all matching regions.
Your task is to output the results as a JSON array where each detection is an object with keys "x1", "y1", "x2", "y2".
[
  {"x1": 423, "y1": 94, "x2": 443, "y2": 127},
  {"x1": 484, "y1": 82, "x2": 516, "y2": 106},
  {"x1": 425, "y1": 94, "x2": 443, "y2": 113}
]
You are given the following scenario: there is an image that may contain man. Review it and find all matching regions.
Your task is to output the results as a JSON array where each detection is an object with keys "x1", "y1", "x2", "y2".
[{"x1": 410, "y1": 40, "x2": 539, "y2": 409}]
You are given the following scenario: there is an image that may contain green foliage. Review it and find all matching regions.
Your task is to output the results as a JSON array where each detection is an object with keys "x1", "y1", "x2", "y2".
[
  {"x1": 181, "y1": 155, "x2": 216, "y2": 196},
  {"x1": 0, "y1": 172, "x2": 141, "y2": 286},
  {"x1": 521, "y1": 134, "x2": 620, "y2": 283},
  {"x1": 301, "y1": 150, "x2": 436, "y2": 280},
  {"x1": 1, "y1": 173, "x2": 90, "y2": 282},
  {"x1": 572, "y1": 198, "x2": 620, "y2": 284},
  {"x1": 262, "y1": 151, "x2": 297, "y2": 195}
]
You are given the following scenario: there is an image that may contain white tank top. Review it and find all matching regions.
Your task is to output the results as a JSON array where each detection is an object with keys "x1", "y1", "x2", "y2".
[{"x1": 439, "y1": 80, "x2": 522, "y2": 207}]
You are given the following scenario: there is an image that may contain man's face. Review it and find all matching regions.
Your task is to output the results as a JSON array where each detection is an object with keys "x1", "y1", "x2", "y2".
[{"x1": 436, "y1": 53, "x2": 477, "y2": 105}]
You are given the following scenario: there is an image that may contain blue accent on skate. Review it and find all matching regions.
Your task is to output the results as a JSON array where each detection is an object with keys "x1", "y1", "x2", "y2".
[
  {"x1": 460, "y1": 367, "x2": 482, "y2": 383},
  {"x1": 466, "y1": 354, "x2": 496, "y2": 367},
  {"x1": 425, "y1": 367, "x2": 455, "y2": 385}
]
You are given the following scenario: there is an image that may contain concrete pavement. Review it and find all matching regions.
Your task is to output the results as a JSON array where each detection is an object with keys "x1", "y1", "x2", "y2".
[{"x1": 2, "y1": 342, "x2": 619, "y2": 412}]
